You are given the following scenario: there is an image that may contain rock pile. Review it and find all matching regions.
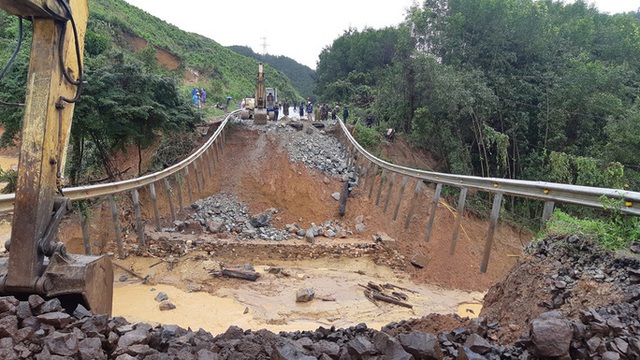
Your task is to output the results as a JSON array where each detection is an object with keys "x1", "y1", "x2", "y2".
[
  {"x1": 236, "y1": 115, "x2": 358, "y2": 183},
  {"x1": 177, "y1": 192, "x2": 291, "y2": 241},
  {"x1": 526, "y1": 235, "x2": 639, "y2": 295},
  {"x1": 283, "y1": 125, "x2": 351, "y2": 178},
  {"x1": 168, "y1": 192, "x2": 366, "y2": 243},
  {"x1": 1, "y1": 286, "x2": 637, "y2": 359}
]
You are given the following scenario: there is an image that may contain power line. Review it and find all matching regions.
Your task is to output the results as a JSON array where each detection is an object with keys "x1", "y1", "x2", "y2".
[{"x1": 260, "y1": 37, "x2": 268, "y2": 56}]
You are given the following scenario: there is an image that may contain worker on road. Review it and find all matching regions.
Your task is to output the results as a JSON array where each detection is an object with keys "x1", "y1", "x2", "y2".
[
  {"x1": 273, "y1": 102, "x2": 280, "y2": 121},
  {"x1": 306, "y1": 101, "x2": 314, "y2": 121}
]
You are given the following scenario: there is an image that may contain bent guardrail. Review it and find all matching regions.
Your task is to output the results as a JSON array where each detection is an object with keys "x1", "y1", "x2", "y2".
[
  {"x1": 0, "y1": 110, "x2": 237, "y2": 258},
  {"x1": 334, "y1": 118, "x2": 640, "y2": 272},
  {"x1": 0, "y1": 111, "x2": 236, "y2": 211}
]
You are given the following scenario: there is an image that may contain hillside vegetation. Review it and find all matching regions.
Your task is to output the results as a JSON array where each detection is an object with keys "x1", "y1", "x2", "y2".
[
  {"x1": 0, "y1": 0, "x2": 304, "y2": 185},
  {"x1": 315, "y1": 0, "x2": 640, "y2": 227},
  {"x1": 88, "y1": 0, "x2": 300, "y2": 102}
]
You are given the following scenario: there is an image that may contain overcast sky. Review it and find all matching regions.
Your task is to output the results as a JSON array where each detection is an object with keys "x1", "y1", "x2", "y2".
[{"x1": 122, "y1": 0, "x2": 639, "y2": 69}]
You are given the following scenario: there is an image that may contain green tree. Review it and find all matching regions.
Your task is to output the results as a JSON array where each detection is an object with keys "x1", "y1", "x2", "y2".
[{"x1": 71, "y1": 53, "x2": 200, "y2": 183}]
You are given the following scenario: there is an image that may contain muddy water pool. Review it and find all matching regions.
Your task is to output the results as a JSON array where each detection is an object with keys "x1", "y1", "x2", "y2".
[{"x1": 113, "y1": 256, "x2": 484, "y2": 334}]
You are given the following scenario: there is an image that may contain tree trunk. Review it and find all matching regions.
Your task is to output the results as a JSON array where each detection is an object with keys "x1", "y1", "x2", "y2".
[{"x1": 69, "y1": 134, "x2": 84, "y2": 186}]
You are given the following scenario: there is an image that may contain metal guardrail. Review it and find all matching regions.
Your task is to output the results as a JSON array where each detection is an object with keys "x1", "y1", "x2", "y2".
[
  {"x1": 0, "y1": 110, "x2": 237, "y2": 213},
  {"x1": 334, "y1": 118, "x2": 640, "y2": 272},
  {"x1": 336, "y1": 119, "x2": 640, "y2": 216},
  {"x1": 0, "y1": 110, "x2": 234, "y2": 260}
]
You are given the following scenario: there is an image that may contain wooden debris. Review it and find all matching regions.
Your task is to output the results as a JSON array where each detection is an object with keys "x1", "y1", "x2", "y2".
[
  {"x1": 383, "y1": 283, "x2": 419, "y2": 294},
  {"x1": 370, "y1": 291, "x2": 412, "y2": 309},
  {"x1": 367, "y1": 281, "x2": 383, "y2": 292},
  {"x1": 392, "y1": 291, "x2": 409, "y2": 301},
  {"x1": 149, "y1": 256, "x2": 184, "y2": 271},
  {"x1": 220, "y1": 268, "x2": 261, "y2": 281},
  {"x1": 149, "y1": 260, "x2": 164, "y2": 268},
  {"x1": 359, "y1": 282, "x2": 413, "y2": 309},
  {"x1": 113, "y1": 263, "x2": 145, "y2": 280}
]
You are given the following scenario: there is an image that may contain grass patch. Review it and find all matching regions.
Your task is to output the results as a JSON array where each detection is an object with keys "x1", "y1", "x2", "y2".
[
  {"x1": 353, "y1": 123, "x2": 383, "y2": 150},
  {"x1": 543, "y1": 208, "x2": 640, "y2": 250}
]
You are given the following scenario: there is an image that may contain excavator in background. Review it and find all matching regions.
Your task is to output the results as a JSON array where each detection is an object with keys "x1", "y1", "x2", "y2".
[
  {"x1": 0, "y1": 0, "x2": 113, "y2": 315},
  {"x1": 253, "y1": 63, "x2": 268, "y2": 125},
  {"x1": 239, "y1": 63, "x2": 278, "y2": 123}
]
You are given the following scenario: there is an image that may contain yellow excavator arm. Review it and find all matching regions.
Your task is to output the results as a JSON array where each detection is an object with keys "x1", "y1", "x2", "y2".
[{"x1": 0, "y1": 0, "x2": 113, "y2": 315}]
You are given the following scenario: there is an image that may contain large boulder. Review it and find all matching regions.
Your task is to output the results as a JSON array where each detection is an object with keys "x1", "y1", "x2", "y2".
[{"x1": 529, "y1": 312, "x2": 573, "y2": 358}]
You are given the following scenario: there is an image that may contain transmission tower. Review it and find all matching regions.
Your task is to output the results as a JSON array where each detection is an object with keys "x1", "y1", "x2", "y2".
[{"x1": 260, "y1": 37, "x2": 268, "y2": 56}]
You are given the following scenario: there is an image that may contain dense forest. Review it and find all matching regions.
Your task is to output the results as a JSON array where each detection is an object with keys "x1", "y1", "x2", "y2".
[
  {"x1": 315, "y1": 0, "x2": 640, "y2": 197},
  {"x1": 0, "y1": 0, "x2": 302, "y2": 184},
  {"x1": 228, "y1": 46, "x2": 316, "y2": 101}
]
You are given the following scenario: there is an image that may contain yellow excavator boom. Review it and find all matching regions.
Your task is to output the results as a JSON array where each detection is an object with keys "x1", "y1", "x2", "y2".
[{"x1": 0, "y1": 0, "x2": 113, "y2": 315}]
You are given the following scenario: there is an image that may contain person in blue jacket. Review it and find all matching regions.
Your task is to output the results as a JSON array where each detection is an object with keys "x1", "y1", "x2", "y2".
[{"x1": 306, "y1": 101, "x2": 314, "y2": 121}]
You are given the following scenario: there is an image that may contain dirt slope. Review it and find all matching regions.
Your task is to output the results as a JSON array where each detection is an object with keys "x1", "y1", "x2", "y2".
[{"x1": 128, "y1": 121, "x2": 527, "y2": 292}]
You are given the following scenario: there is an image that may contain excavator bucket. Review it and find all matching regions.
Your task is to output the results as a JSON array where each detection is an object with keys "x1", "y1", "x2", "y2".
[
  {"x1": 0, "y1": 0, "x2": 114, "y2": 315},
  {"x1": 0, "y1": 251, "x2": 114, "y2": 315}
]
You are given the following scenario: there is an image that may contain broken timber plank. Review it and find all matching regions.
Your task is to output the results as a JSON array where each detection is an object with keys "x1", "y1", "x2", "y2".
[
  {"x1": 358, "y1": 284, "x2": 413, "y2": 309},
  {"x1": 113, "y1": 263, "x2": 145, "y2": 280},
  {"x1": 221, "y1": 268, "x2": 261, "y2": 281},
  {"x1": 370, "y1": 292, "x2": 413, "y2": 309}
]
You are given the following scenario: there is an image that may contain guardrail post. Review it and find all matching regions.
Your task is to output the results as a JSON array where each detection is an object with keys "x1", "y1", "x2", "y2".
[
  {"x1": 393, "y1": 176, "x2": 409, "y2": 221},
  {"x1": 193, "y1": 162, "x2": 202, "y2": 194},
  {"x1": 347, "y1": 144, "x2": 355, "y2": 168},
  {"x1": 541, "y1": 201, "x2": 555, "y2": 230},
  {"x1": 481, "y1": 193, "x2": 504, "y2": 273},
  {"x1": 449, "y1": 188, "x2": 468, "y2": 255},
  {"x1": 219, "y1": 132, "x2": 225, "y2": 155},
  {"x1": 210, "y1": 146, "x2": 218, "y2": 170},
  {"x1": 79, "y1": 212, "x2": 92, "y2": 256},
  {"x1": 222, "y1": 127, "x2": 227, "y2": 147},
  {"x1": 198, "y1": 157, "x2": 207, "y2": 188},
  {"x1": 383, "y1": 172, "x2": 396, "y2": 213},
  {"x1": 424, "y1": 183, "x2": 442, "y2": 242},
  {"x1": 204, "y1": 146, "x2": 213, "y2": 177},
  {"x1": 362, "y1": 161, "x2": 373, "y2": 190},
  {"x1": 355, "y1": 157, "x2": 366, "y2": 186},
  {"x1": 404, "y1": 180, "x2": 422, "y2": 229},
  {"x1": 174, "y1": 174, "x2": 184, "y2": 212},
  {"x1": 131, "y1": 188, "x2": 146, "y2": 249},
  {"x1": 184, "y1": 167, "x2": 194, "y2": 204},
  {"x1": 149, "y1": 182, "x2": 161, "y2": 231},
  {"x1": 368, "y1": 164, "x2": 380, "y2": 199},
  {"x1": 214, "y1": 141, "x2": 221, "y2": 164},
  {"x1": 109, "y1": 195, "x2": 125, "y2": 259},
  {"x1": 164, "y1": 178, "x2": 176, "y2": 222},
  {"x1": 375, "y1": 169, "x2": 388, "y2": 206}
]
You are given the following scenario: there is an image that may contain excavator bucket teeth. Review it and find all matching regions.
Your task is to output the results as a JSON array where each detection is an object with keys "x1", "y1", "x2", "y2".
[
  {"x1": 254, "y1": 109, "x2": 268, "y2": 125},
  {"x1": 41, "y1": 253, "x2": 114, "y2": 315},
  {"x1": 0, "y1": 254, "x2": 114, "y2": 316}
]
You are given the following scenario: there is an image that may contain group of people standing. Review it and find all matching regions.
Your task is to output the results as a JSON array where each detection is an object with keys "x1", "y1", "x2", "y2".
[
  {"x1": 288, "y1": 100, "x2": 350, "y2": 123},
  {"x1": 191, "y1": 87, "x2": 207, "y2": 109}
]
